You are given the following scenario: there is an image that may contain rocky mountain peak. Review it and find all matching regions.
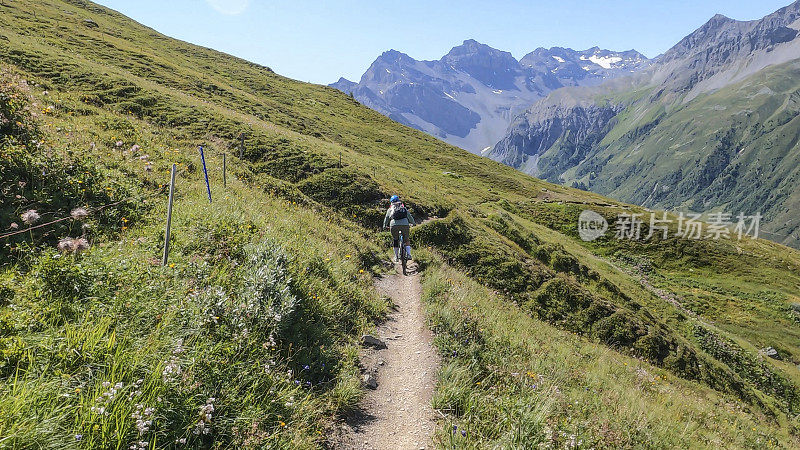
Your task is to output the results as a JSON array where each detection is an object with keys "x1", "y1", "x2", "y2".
[
  {"x1": 374, "y1": 49, "x2": 415, "y2": 66},
  {"x1": 440, "y1": 39, "x2": 520, "y2": 89},
  {"x1": 332, "y1": 40, "x2": 649, "y2": 152}
]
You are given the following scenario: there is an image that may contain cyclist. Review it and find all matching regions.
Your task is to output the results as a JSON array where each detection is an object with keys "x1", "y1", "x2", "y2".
[{"x1": 383, "y1": 195, "x2": 415, "y2": 261}]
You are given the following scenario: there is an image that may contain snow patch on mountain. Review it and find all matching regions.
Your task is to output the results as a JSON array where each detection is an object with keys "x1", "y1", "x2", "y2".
[{"x1": 584, "y1": 54, "x2": 623, "y2": 69}]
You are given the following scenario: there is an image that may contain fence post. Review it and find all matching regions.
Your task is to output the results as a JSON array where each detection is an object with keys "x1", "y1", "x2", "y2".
[
  {"x1": 162, "y1": 163, "x2": 176, "y2": 266},
  {"x1": 223, "y1": 153, "x2": 227, "y2": 188},
  {"x1": 199, "y1": 146, "x2": 212, "y2": 203}
]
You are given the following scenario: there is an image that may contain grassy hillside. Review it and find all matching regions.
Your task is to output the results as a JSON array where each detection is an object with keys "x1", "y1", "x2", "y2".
[
  {"x1": 2, "y1": 0, "x2": 800, "y2": 448},
  {"x1": 553, "y1": 61, "x2": 800, "y2": 249}
]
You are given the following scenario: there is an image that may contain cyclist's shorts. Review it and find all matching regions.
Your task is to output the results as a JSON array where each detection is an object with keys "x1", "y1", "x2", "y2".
[{"x1": 390, "y1": 225, "x2": 411, "y2": 246}]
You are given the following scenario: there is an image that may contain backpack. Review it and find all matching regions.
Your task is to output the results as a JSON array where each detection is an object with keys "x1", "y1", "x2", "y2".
[{"x1": 392, "y1": 203, "x2": 408, "y2": 220}]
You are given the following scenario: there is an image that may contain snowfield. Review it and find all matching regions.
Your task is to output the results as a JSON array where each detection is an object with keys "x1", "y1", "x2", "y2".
[{"x1": 580, "y1": 54, "x2": 624, "y2": 69}]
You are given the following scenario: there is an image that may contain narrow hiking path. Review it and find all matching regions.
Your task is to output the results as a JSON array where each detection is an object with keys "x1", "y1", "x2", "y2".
[{"x1": 332, "y1": 260, "x2": 441, "y2": 449}]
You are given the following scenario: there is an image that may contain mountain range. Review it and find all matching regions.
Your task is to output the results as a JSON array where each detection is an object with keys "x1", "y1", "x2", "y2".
[
  {"x1": 331, "y1": 41, "x2": 650, "y2": 153},
  {"x1": 489, "y1": 0, "x2": 800, "y2": 248}
]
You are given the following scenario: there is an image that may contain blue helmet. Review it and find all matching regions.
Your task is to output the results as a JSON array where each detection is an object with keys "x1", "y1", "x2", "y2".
[{"x1": 390, "y1": 195, "x2": 399, "y2": 202}]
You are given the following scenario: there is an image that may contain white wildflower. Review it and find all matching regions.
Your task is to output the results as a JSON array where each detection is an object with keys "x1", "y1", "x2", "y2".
[
  {"x1": 57, "y1": 237, "x2": 75, "y2": 252},
  {"x1": 162, "y1": 356, "x2": 182, "y2": 383},
  {"x1": 20, "y1": 209, "x2": 40, "y2": 225},
  {"x1": 70, "y1": 207, "x2": 89, "y2": 220},
  {"x1": 194, "y1": 398, "x2": 216, "y2": 435}
]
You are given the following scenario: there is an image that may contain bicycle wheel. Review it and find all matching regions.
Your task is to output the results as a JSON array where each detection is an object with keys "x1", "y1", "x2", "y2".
[{"x1": 399, "y1": 232, "x2": 407, "y2": 275}]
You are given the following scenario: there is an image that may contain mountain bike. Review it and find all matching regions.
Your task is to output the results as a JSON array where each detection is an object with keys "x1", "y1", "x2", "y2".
[{"x1": 398, "y1": 230, "x2": 408, "y2": 275}]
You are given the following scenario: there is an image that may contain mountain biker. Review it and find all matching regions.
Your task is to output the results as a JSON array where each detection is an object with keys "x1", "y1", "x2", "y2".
[{"x1": 383, "y1": 195, "x2": 415, "y2": 261}]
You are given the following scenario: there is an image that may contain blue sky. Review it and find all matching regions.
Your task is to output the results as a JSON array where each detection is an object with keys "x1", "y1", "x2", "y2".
[{"x1": 96, "y1": 0, "x2": 792, "y2": 85}]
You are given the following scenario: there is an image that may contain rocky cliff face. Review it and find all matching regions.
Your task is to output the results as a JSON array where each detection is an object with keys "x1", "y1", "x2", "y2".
[
  {"x1": 653, "y1": 1, "x2": 800, "y2": 99},
  {"x1": 331, "y1": 40, "x2": 649, "y2": 153},
  {"x1": 491, "y1": 92, "x2": 624, "y2": 181}
]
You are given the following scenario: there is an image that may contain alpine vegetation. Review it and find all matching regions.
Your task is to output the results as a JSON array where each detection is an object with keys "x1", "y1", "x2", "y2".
[{"x1": 1, "y1": 0, "x2": 800, "y2": 448}]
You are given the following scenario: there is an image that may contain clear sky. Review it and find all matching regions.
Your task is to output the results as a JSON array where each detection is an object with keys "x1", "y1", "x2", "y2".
[{"x1": 96, "y1": 0, "x2": 793, "y2": 85}]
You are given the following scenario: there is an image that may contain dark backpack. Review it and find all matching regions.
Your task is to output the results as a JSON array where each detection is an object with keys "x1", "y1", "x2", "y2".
[{"x1": 392, "y1": 203, "x2": 408, "y2": 220}]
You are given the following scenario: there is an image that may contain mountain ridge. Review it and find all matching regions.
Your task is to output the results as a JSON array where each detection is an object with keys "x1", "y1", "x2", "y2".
[
  {"x1": 330, "y1": 40, "x2": 650, "y2": 152},
  {"x1": 489, "y1": 0, "x2": 800, "y2": 248}
]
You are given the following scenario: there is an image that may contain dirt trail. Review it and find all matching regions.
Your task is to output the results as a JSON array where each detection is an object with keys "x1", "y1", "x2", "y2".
[{"x1": 332, "y1": 261, "x2": 440, "y2": 449}]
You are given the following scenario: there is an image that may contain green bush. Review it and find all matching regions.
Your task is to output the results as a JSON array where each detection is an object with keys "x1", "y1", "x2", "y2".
[
  {"x1": 528, "y1": 275, "x2": 594, "y2": 323},
  {"x1": 298, "y1": 168, "x2": 385, "y2": 228},
  {"x1": 251, "y1": 142, "x2": 335, "y2": 183},
  {"x1": 413, "y1": 214, "x2": 473, "y2": 250}
]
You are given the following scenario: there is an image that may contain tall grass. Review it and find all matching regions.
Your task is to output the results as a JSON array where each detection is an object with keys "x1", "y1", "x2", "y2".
[{"x1": 421, "y1": 254, "x2": 797, "y2": 449}]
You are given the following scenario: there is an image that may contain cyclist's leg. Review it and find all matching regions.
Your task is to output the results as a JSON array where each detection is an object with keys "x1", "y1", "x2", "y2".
[
  {"x1": 399, "y1": 225, "x2": 412, "y2": 259},
  {"x1": 390, "y1": 226, "x2": 401, "y2": 261}
]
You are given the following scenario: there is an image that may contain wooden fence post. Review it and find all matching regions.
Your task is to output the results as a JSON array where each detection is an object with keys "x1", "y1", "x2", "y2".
[{"x1": 162, "y1": 163, "x2": 176, "y2": 266}]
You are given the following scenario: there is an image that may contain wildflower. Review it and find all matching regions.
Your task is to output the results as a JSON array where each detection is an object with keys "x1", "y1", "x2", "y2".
[
  {"x1": 116, "y1": 140, "x2": 123, "y2": 147},
  {"x1": 162, "y1": 356, "x2": 182, "y2": 383},
  {"x1": 461, "y1": 430, "x2": 466, "y2": 437},
  {"x1": 193, "y1": 398, "x2": 216, "y2": 435},
  {"x1": 70, "y1": 207, "x2": 89, "y2": 220},
  {"x1": 57, "y1": 237, "x2": 90, "y2": 253},
  {"x1": 74, "y1": 237, "x2": 90, "y2": 251},
  {"x1": 9, "y1": 222, "x2": 18, "y2": 230},
  {"x1": 132, "y1": 404, "x2": 155, "y2": 435},
  {"x1": 57, "y1": 237, "x2": 74, "y2": 252},
  {"x1": 175, "y1": 438, "x2": 186, "y2": 444},
  {"x1": 20, "y1": 209, "x2": 40, "y2": 225},
  {"x1": 75, "y1": 434, "x2": 83, "y2": 441}
]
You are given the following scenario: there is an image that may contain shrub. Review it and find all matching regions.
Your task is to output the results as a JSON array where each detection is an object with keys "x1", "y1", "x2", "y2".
[
  {"x1": 528, "y1": 276, "x2": 594, "y2": 323},
  {"x1": 252, "y1": 142, "x2": 335, "y2": 183},
  {"x1": 298, "y1": 168, "x2": 385, "y2": 228},
  {"x1": 414, "y1": 214, "x2": 473, "y2": 250},
  {"x1": 298, "y1": 168, "x2": 382, "y2": 209}
]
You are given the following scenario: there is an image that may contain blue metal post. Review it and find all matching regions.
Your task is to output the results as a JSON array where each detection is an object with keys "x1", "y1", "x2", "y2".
[{"x1": 199, "y1": 146, "x2": 212, "y2": 203}]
